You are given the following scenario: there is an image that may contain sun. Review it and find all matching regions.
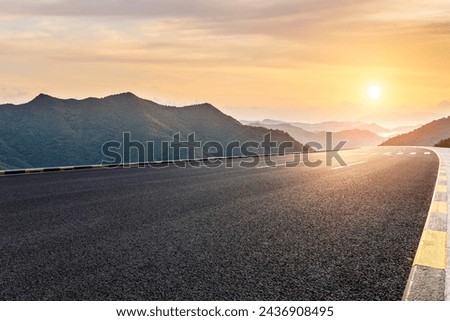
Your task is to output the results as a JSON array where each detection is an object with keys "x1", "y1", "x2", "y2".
[{"x1": 367, "y1": 85, "x2": 381, "y2": 100}]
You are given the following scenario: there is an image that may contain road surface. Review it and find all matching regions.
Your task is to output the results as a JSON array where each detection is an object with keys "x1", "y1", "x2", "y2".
[{"x1": 0, "y1": 146, "x2": 438, "y2": 300}]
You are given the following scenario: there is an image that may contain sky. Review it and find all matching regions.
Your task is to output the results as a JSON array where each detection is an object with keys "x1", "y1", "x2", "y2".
[{"x1": 0, "y1": 0, "x2": 449, "y2": 127}]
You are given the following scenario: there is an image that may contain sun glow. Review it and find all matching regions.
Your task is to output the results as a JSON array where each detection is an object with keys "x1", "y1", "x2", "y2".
[{"x1": 367, "y1": 85, "x2": 381, "y2": 100}]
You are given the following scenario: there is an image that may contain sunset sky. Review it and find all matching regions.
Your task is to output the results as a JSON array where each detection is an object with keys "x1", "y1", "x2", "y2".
[{"x1": 1, "y1": 0, "x2": 449, "y2": 127}]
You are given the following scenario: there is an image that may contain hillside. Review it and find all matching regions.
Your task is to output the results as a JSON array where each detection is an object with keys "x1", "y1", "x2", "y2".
[
  {"x1": 247, "y1": 123, "x2": 383, "y2": 149},
  {"x1": 435, "y1": 137, "x2": 450, "y2": 148},
  {"x1": 380, "y1": 116, "x2": 450, "y2": 147},
  {"x1": 0, "y1": 93, "x2": 306, "y2": 169}
]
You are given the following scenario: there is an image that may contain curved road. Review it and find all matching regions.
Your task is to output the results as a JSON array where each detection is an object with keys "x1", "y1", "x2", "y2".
[{"x1": 0, "y1": 146, "x2": 438, "y2": 300}]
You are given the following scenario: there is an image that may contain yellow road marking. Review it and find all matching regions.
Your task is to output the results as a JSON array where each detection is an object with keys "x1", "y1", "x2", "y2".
[
  {"x1": 436, "y1": 185, "x2": 447, "y2": 193},
  {"x1": 430, "y1": 201, "x2": 448, "y2": 213},
  {"x1": 440, "y1": 175, "x2": 447, "y2": 181},
  {"x1": 413, "y1": 230, "x2": 447, "y2": 269}
]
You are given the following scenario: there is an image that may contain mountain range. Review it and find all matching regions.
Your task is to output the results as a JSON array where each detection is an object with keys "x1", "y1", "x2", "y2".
[
  {"x1": 241, "y1": 119, "x2": 392, "y2": 135},
  {"x1": 0, "y1": 93, "x2": 305, "y2": 170},
  {"x1": 245, "y1": 121, "x2": 385, "y2": 149},
  {"x1": 3, "y1": 92, "x2": 448, "y2": 170}
]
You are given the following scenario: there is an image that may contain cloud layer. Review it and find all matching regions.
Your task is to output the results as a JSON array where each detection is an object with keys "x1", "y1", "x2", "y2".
[{"x1": 0, "y1": 0, "x2": 449, "y2": 123}]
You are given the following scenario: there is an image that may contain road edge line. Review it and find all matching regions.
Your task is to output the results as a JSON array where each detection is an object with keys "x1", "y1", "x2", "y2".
[{"x1": 0, "y1": 151, "x2": 318, "y2": 177}]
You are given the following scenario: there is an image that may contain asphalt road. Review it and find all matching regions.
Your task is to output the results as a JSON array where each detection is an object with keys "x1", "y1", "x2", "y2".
[{"x1": 0, "y1": 146, "x2": 438, "y2": 300}]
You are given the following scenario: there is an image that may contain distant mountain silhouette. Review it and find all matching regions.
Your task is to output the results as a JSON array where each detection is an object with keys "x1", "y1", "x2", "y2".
[
  {"x1": 291, "y1": 121, "x2": 389, "y2": 135},
  {"x1": 331, "y1": 129, "x2": 384, "y2": 148},
  {"x1": 380, "y1": 116, "x2": 450, "y2": 147},
  {"x1": 243, "y1": 119, "x2": 390, "y2": 135},
  {"x1": 391, "y1": 125, "x2": 420, "y2": 133},
  {"x1": 246, "y1": 122, "x2": 383, "y2": 149},
  {"x1": 0, "y1": 93, "x2": 306, "y2": 169}
]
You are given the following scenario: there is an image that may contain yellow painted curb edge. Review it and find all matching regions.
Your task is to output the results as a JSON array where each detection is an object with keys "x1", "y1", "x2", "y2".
[
  {"x1": 403, "y1": 148, "x2": 448, "y2": 301},
  {"x1": 413, "y1": 229, "x2": 447, "y2": 269}
]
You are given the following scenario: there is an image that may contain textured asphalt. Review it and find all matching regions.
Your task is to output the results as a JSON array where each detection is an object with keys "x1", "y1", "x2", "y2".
[{"x1": 0, "y1": 147, "x2": 438, "y2": 300}]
